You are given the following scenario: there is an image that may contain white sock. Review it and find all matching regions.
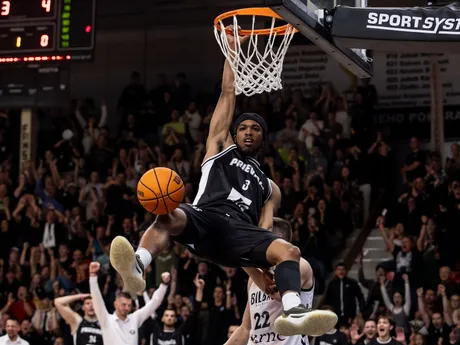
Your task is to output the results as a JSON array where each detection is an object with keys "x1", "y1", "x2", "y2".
[
  {"x1": 282, "y1": 292, "x2": 302, "y2": 310},
  {"x1": 135, "y1": 247, "x2": 152, "y2": 269}
]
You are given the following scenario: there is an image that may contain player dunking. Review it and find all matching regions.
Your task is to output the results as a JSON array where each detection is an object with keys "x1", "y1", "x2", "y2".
[
  {"x1": 109, "y1": 30, "x2": 337, "y2": 337},
  {"x1": 225, "y1": 218, "x2": 315, "y2": 345}
]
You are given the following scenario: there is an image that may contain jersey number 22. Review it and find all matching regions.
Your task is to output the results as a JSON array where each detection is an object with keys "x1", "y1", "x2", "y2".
[{"x1": 254, "y1": 311, "x2": 270, "y2": 330}]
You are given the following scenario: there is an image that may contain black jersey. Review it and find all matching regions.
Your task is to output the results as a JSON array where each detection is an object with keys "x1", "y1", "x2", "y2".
[
  {"x1": 316, "y1": 329, "x2": 349, "y2": 345},
  {"x1": 74, "y1": 318, "x2": 103, "y2": 345},
  {"x1": 151, "y1": 328, "x2": 185, "y2": 345},
  {"x1": 193, "y1": 144, "x2": 272, "y2": 225},
  {"x1": 151, "y1": 300, "x2": 202, "y2": 345}
]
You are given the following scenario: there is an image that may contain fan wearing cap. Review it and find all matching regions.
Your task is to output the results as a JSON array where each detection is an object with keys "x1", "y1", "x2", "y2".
[{"x1": 110, "y1": 29, "x2": 337, "y2": 338}]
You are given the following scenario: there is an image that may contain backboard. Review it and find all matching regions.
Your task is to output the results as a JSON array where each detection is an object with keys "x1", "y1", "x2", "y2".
[
  {"x1": 330, "y1": 2, "x2": 460, "y2": 53},
  {"x1": 266, "y1": 0, "x2": 374, "y2": 78}
]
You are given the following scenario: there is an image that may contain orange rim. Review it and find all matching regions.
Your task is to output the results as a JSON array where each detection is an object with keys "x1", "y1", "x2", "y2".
[{"x1": 214, "y1": 7, "x2": 297, "y2": 36}]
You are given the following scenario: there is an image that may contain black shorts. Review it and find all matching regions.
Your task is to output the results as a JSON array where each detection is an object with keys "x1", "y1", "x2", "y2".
[{"x1": 172, "y1": 204, "x2": 279, "y2": 268}]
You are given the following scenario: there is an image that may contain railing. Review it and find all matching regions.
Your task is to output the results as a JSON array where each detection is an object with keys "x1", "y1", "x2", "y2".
[
  {"x1": 316, "y1": 190, "x2": 386, "y2": 307},
  {"x1": 342, "y1": 191, "x2": 386, "y2": 271}
]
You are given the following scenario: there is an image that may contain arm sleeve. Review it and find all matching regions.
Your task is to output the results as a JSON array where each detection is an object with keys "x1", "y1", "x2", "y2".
[
  {"x1": 133, "y1": 283, "x2": 168, "y2": 327},
  {"x1": 142, "y1": 291, "x2": 156, "y2": 319},
  {"x1": 380, "y1": 283, "x2": 395, "y2": 311},
  {"x1": 89, "y1": 276, "x2": 111, "y2": 327}
]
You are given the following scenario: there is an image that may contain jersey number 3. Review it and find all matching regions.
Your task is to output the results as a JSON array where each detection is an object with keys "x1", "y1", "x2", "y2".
[
  {"x1": 242, "y1": 180, "x2": 250, "y2": 190},
  {"x1": 254, "y1": 311, "x2": 270, "y2": 330}
]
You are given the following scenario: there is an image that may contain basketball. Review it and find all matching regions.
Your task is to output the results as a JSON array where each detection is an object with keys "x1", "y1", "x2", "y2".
[{"x1": 137, "y1": 168, "x2": 185, "y2": 215}]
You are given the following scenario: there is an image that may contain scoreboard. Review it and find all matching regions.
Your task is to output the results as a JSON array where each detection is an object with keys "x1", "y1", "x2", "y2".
[{"x1": 0, "y1": 0, "x2": 96, "y2": 63}]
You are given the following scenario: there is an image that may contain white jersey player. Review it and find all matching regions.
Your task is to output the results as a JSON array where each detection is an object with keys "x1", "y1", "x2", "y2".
[{"x1": 226, "y1": 217, "x2": 316, "y2": 345}]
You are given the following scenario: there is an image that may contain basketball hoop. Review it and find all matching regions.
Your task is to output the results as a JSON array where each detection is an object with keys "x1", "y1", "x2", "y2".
[{"x1": 214, "y1": 8, "x2": 297, "y2": 97}]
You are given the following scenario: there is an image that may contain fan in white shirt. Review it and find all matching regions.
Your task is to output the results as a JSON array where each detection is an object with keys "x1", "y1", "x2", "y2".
[
  {"x1": 89, "y1": 261, "x2": 170, "y2": 345},
  {"x1": 181, "y1": 101, "x2": 202, "y2": 143},
  {"x1": 0, "y1": 318, "x2": 29, "y2": 345},
  {"x1": 335, "y1": 96, "x2": 350, "y2": 139},
  {"x1": 298, "y1": 112, "x2": 324, "y2": 153}
]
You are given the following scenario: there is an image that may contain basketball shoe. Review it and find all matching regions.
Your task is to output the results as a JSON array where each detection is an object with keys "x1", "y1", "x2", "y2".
[
  {"x1": 274, "y1": 305, "x2": 338, "y2": 336},
  {"x1": 110, "y1": 236, "x2": 146, "y2": 294}
]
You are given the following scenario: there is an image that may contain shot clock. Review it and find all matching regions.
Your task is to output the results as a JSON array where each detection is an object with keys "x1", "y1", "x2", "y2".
[{"x1": 0, "y1": 0, "x2": 95, "y2": 63}]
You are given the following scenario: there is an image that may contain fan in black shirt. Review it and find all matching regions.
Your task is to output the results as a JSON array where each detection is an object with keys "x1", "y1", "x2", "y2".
[
  {"x1": 19, "y1": 319, "x2": 41, "y2": 345},
  {"x1": 418, "y1": 284, "x2": 454, "y2": 345},
  {"x1": 369, "y1": 315, "x2": 405, "y2": 345},
  {"x1": 204, "y1": 283, "x2": 238, "y2": 345},
  {"x1": 420, "y1": 308, "x2": 453, "y2": 345},
  {"x1": 279, "y1": 177, "x2": 301, "y2": 219},
  {"x1": 56, "y1": 244, "x2": 73, "y2": 271},
  {"x1": 105, "y1": 175, "x2": 135, "y2": 221},
  {"x1": 402, "y1": 137, "x2": 426, "y2": 184},
  {"x1": 316, "y1": 328, "x2": 348, "y2": 345},
  {"x1": 151, "y1": 275, "x2": 204, "y2": 345}
]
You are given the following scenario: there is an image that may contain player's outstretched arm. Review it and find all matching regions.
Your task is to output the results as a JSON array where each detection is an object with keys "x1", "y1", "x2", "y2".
[
  {"x1": 133, "y1": 272, "x2": 170, "y2": 327},
  {"x1": 224, "y1": 280, "x2": 252, "y2": 345},
  {"x1": 89, "y1": 262, "x2": 110, "y2": 328},
  {"x1": 258, "y1": 180, "x2": 281, "y2": 231},
  {"x1": 204, "y1": 60, "x2": 236, "y2": 160},
  {"x1": 204, "y1": 30, "x2": 247, "y2": 162},
  {"x1": 54, "y1": 294, "x2": 87, "y2": 333}
]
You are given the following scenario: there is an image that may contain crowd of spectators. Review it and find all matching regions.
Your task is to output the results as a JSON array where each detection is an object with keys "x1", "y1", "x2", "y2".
[
  {"x1": 320, "y1": 137, "x2": 460, "y2": 345},
  {"x1": 0, "y1": 69, "x2": 388, "y2": 345}
]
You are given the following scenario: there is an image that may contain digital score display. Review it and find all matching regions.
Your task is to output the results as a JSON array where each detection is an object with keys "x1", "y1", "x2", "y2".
[
  {"x1": 0, "y1": 24, "x2": 54, "y2": 53},
  {"x1": 0, "y1": 0, "x2": 95, "y2": 63},
  {"x1": 0, "y1": 0, "x2": 57, "y2": 21}
]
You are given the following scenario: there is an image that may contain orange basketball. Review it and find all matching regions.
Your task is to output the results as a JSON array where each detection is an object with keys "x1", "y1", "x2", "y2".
[{"x1": 137, "y1": 167, "x2": 185, "y2": 215}]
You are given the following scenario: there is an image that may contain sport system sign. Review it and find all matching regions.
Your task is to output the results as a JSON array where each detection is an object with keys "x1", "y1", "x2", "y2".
[
  {"x1": 367, "y1": 13, "x2": 460, "y2": 34},
  {"x1": 330, "y1": 3, "x2": 460, "y2": 52}
]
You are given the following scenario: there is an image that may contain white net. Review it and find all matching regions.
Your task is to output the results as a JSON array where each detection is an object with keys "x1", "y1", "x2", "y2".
[{"x1": 214, "y1": 15, "x2": 296, "y2": 97}]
